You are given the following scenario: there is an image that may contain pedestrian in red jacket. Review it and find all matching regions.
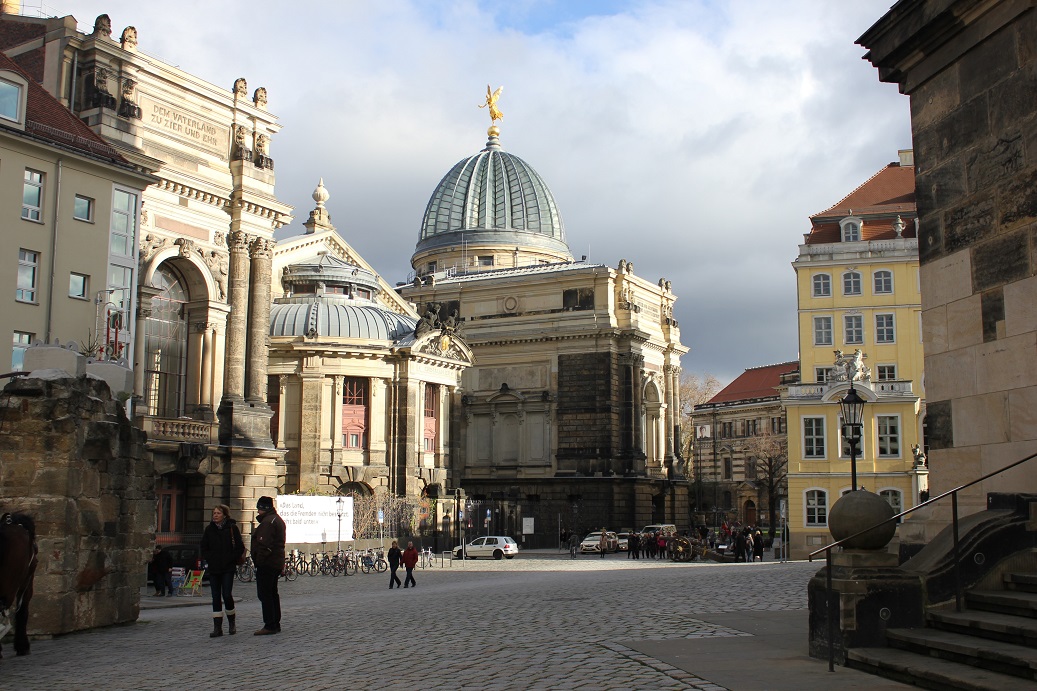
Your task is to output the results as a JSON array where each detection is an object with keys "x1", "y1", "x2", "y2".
[{"x1": 402, "y1": 542, "x2": 419, "y2": 588}]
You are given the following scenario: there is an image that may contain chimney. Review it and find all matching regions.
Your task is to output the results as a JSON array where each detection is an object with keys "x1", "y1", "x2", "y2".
[{"x1": 898, "y1": 149, "x2": 914, "y2": 167}]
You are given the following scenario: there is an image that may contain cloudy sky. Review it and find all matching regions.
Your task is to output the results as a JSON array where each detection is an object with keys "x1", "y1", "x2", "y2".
[{"x1": 47, "y1": 0, "x2": 911, "y2": 385}]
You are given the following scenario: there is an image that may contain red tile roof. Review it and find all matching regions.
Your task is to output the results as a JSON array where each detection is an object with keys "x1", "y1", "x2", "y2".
[
  {"x1": 706, "y1": 361, "x2": 799, "y2": 405},
  {"x1": 0, "y1": 51, "x2": 129, "y2": 165},
  {"x1": 805, "y1": 161, "x2": 916, "y2": 244}
]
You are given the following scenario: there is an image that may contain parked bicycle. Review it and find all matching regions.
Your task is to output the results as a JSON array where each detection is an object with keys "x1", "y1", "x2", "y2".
[
  {"x1": 359, "y1": 548, "x2": 387, "y2": 574},
  {"x1": 236, "y1": 554, "x2": 254, "y2": 582},
  {"x1": 419, "y1": 547, "x2": 435, "y2": 568}
]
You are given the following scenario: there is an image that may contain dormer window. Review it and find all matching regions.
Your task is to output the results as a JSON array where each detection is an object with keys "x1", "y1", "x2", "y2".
[
  {"x1": 0, "y1": 71, "x2": 29, "y2": 129},
  {"x1": 840, "y1": 216, "x2": 863, "y2": 242}
]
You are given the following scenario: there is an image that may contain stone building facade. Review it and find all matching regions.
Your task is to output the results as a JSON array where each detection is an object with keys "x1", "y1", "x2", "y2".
[
  {"x1": 268, "y1": 182, "x2": 472, "y2": 503},
  {"x1": 0, "y1": 12, "x2": 293, "y2": 542},
  {"x1": 859, "y1": 0, "x2": 1037, "y2": 536},
  {"x1": 399, "y1": 124, "x2": 690, "y2": 540},
  {"x1": 693, "y1": 361, "x2": 797, "y2": 531}
]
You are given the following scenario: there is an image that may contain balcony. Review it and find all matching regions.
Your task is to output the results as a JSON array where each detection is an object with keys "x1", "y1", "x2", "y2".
[
  {"x1": 785, "y1": 380, "x2": 914, "y2": 400},
  {"x1": 142, "y1": 416, "x2": 219, "y2": 444}
]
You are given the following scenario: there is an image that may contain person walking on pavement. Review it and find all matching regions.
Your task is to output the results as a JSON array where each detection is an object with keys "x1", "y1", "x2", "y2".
[
  {"x1": 387, "y1": 540, "x2": 403, "y2": 589},
  {"x1": 251, "y1": 496, "x2": 286, "y2": 635},
  {"x1": 402, "y1": 541, "x2": 419, "y2": 588},
  {"x1": 200, "y1": 504, "x2": 245, "y2": 637},
  {"x1": 150, "y1": 545, "x2": 173, "y2": 596},
  {"x1": 627, "y1": 532, "x2": 638, "y2": 559},
  {"x1": 598, "y1": 528, "x2": 608, "y2": 558}
]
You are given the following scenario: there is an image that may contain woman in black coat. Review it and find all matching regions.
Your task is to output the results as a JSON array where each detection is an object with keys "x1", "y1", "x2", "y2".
[{"x1": 200, "y1": 504, "x2": 245, "y2": 637}]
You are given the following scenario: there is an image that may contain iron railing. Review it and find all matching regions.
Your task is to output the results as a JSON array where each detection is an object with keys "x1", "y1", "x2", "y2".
[{"x1": 808, "y1": 449, "x2": 1037, "y2": 672}]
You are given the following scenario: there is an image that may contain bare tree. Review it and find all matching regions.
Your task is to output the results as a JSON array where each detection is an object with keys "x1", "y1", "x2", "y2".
[
  {"x1": 741, "y1": 431, "x2": 788, "y2": 537},
  {"x1": 678, "y1": 372, "x2": 722, "y2": 462},
  {"x1": 345, "y1": 492, "x2": 418, "y2": 543}
]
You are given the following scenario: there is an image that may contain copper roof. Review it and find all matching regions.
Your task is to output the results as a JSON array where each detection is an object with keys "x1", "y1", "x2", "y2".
[
  {"x1": 805, "y1": 161, "x2": 916, "y2": 244},
  {"x1": 705, "y1": 361, "x2": 799, "y2": 405},
  {"x1": 0, "y1": 51, "x2": 129, "y2": 165}
]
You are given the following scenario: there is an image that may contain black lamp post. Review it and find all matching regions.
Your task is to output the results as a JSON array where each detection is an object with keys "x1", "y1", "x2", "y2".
[
  {"x1": 840, "y1": 382, "x2": 867, "y2": 491},
  {"x1": 335, "y1": 495, "x2": 343, "y2": 553}
]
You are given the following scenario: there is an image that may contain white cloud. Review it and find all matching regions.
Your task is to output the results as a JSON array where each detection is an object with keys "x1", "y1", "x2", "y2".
[{"x1": 52, "y1": 0, "x2": 909, "y2": 385}]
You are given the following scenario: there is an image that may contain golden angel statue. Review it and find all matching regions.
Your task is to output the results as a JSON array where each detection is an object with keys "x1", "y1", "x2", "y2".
[{"x1": 479, "y1": 84, "x2": 504, "y2": 123}]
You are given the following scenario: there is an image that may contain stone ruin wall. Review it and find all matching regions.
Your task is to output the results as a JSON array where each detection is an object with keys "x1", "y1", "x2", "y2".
[{"x1": 0, "y1": 351, "x2": 151, "y2": 636}]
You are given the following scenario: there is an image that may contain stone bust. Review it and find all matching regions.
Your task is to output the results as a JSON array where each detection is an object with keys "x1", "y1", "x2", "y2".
[
  {"x1": 233, "y1": 77, "x2": 247, "y2": 98},
  {"x1": 253, "y1": 87, "x2": 268, "y2": 108}
]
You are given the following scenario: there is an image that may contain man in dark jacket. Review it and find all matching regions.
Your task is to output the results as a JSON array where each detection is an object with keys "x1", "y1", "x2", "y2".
[
  {"x1": 150, "y1": 545, "x2": 173, "y2": 596},
  {"x1": 251, "y1": 496, "x2": 286, "y2": 635},
  {"x1": 387, "y1": 540, "x2": 403, "y2": 589}
]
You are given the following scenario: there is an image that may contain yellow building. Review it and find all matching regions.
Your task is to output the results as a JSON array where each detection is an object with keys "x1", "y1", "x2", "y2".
[{"x1": 783, "y1": 150, "x2": 928, "y2": 559}]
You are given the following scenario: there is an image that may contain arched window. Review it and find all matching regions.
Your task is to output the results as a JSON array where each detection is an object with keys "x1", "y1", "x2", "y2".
[
  {"x1": 843, "y1": 271, "x2": 862, "y2": 296},
  {"x1": 812, "y1": 273, "x2": 831, "y2": 297},
  {"x1": 423, "y1": 383, "x2": 438, "y2": 451},
  {"x1": 143, "y1": 264, "x2": 188, "y2": 418},
  {"x1": 342, "y1": 377, "x2": 368, "y2": 449},
  {"x1": 805, "y1": 489, "x2": 827, "y2": 526},
  {"x1": 873, "y1": 270, "x2": 893, "y2": 294},
  {"x1": 841, "y1": 218, "x2": 862, "y2": 242}
]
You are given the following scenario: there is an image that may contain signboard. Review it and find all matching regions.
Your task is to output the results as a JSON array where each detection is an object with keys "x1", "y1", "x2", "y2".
[
  {"x1": 276, "y1": 495, "x2": 353, "y2": 544},
  {"x1": 522, "y1": 517, "x2": 534, "y2": 535}
]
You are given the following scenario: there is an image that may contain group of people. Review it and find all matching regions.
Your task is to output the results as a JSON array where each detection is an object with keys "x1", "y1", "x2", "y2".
[
  {"x1": 386, "y1": 540, "x2": 419, "y2": 588},
  {"x1": 156, "y1": 496, "x2": 431, "y2": 639},
  {"x1": 625, "y1": 531, "x2": 672, "y2": 560},
  {"x1": 200, "y1": 495, "x2": 286, "y2": 637},
  {"x1": 151, "y1": 496, "x2": 286, "y2": 638},
  {"x1": 733, "y1": 526, "x2": 766, "y2": 563}
]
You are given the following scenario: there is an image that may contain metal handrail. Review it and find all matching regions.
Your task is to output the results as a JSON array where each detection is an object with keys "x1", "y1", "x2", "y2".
[{"x1": 808, "y1": 449, "x2": 1037, "y2": 671}]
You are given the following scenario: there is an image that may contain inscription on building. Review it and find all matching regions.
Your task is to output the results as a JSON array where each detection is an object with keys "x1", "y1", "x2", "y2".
[{"x1": 140, "y1": 95, "x2": 227, "y2": 151}]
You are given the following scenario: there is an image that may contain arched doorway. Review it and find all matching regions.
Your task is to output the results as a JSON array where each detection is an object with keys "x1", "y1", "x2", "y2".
[
  {"x1": 743, "y1": 499, "x2": 757, "y2": 526},
  {"x1": 143, "y1": 264, "x2": 189, "y2": 417}
]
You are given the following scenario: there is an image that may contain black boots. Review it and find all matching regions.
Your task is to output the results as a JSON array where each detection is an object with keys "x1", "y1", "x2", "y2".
[
  {"x1": 210, "y1": 616, "x2": 223, "y2": 637},
  {"x1": 227, "y1": 611, "x2": 236, "y2": 635}
]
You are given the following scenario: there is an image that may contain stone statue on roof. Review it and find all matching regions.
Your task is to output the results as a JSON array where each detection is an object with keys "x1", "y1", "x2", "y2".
[
  {"x1": 233, "y1": 78, "x2": 247, "y2": 99},
  {"x1": 479, "y1": 85, "x2": 504, "y2": 123},
  {"x1": 92, "y1": 14, "x2": 112, "y2": 38},
  {"x1": 253, "y1": 87, "x2": 268, "y2": 109},
  {"x1": 120, "y1": 26, "x2": 137, "y2": 51}
]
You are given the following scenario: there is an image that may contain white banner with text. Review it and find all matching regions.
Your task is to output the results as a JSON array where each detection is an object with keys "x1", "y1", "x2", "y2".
[{"x1": 276, "y1": 495, "x2": 354, "y2": 544}]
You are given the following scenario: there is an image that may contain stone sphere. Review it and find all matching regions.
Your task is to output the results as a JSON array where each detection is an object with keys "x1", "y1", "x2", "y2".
[{"x1": 828, "y1": 490, "x2": 896, "y2": 549}]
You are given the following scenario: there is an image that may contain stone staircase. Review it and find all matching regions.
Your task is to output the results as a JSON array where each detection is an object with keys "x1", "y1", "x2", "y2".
[{"x1": 847, "y1": 567, "x2": 1037, "y2": 689}]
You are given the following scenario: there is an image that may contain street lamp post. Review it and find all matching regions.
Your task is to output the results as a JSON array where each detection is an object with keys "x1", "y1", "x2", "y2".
[
  {"x1": 840, "y1": 381, "x2": 867, "y2": 491},
  {"x1": 336, "y1": 496, "x2": 343, "y2": 553}
]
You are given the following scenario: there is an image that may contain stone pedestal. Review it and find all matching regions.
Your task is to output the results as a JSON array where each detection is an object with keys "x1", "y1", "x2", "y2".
[
  {"x1": 808, "y1": 550, "x2": 924, "y2": 664},
  {"x1": 217, "y1": 398, "x2": 275, "y2": 448},
  {"x1": 210, "y1": 445, "x2": 285, "y2": 544}
]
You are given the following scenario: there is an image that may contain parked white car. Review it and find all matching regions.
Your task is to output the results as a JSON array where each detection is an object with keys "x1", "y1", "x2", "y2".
[
  {"x1": 453, "y1": 536, "x2": 519, "y2": 560},
  {"x1": 580, "y1": 531, "x2": 619, "y2": 554}
]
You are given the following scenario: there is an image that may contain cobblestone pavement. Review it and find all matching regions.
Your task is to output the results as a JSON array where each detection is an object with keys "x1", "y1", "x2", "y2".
[{"x1": 2, "y1": 553, "x2": 827, "y2": 690}]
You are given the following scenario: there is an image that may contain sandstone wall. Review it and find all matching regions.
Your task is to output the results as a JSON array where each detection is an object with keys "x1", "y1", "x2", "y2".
[{"x1": 0, "y1": 371, "x2": 150, "y2": 635}]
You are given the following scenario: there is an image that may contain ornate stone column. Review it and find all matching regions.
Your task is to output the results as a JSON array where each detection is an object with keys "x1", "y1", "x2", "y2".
[
  {"x1": 199, "y1": 323, "x2": 215, "y2": 408},
  {"x1": 275, "y1": 375, "x2": 288, "y2": 450},
  {"x1": 246, "y1": 238, "x2": 273, "y2": 402},
  {"x1": 222, "y1": 230, "x2": 250, "y2": 401}
]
